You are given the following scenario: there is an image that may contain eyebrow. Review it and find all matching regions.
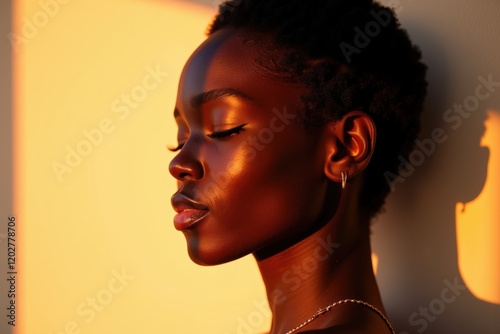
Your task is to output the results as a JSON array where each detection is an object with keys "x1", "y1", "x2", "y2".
[
  {"x1": 190, "y1": 88, "x2": 253, "y2": 108},
  {"x1": 174, "y1": 88, "x2": 253, "y2": 118}
]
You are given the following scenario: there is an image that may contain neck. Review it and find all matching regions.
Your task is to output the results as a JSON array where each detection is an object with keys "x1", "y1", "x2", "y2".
[{"x1": 254, "y1": 209, "x2": 383, "y2": 334}]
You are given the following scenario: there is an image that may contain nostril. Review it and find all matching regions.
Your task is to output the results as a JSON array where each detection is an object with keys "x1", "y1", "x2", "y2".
[{"x1": 179, "y1": 172, "x2": 191, "y2": 179}]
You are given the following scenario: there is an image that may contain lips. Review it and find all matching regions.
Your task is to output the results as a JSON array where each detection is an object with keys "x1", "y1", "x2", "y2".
[{"x1": 171, "y1": 193, "x2": 210, "y2": 230}]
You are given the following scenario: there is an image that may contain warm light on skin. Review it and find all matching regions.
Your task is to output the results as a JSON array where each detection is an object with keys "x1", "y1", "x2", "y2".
[
  {"x1": 456, "y1": 110, "x2": 500, "y2": 305},
  {"x1": 14, "y1": 1, "x2": 269, "y2": 334}
]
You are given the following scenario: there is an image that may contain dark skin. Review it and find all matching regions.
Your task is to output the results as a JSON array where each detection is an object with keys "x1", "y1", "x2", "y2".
[{"x1": 169, "y1": 28, "x2": 391, "y2": 333}]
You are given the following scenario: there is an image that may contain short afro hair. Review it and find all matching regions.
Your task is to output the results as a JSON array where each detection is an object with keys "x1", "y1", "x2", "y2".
[{"x1": 208, "y1": 0, "x2": 428, "y2": 217}]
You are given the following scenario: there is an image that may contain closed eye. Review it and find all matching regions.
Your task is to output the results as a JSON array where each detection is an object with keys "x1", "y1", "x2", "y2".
[
  {"x1": 208, "y1": 124, "x2": 247, "y2": 141},
  {"x1": 168, "y1": 123, "x2": 247, "y2": 151}
]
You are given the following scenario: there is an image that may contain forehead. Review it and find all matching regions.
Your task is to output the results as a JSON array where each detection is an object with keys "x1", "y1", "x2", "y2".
[{"x1": 176, "y1": 28, "x2": 306, "y2": 112}]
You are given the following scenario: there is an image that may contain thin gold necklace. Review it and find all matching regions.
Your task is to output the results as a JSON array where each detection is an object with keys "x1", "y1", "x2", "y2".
[{"x1": 284, "y1": 299, "x2": 396, "y2": 334}]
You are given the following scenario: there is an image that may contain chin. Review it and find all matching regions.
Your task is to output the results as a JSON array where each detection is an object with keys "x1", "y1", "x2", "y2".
[{"x1": 185, "y1": 234, "x2": 249, "y2": 266}]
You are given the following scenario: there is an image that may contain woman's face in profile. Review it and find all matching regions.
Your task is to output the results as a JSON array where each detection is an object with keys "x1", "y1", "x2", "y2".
[{"x1": 169, "y1": 29, "x2": 334, "y2": 265}]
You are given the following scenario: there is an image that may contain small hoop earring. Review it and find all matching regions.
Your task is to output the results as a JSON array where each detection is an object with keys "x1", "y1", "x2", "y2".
[{"x1": 341, "y1": 171, "x2": 348, "y2": 189}]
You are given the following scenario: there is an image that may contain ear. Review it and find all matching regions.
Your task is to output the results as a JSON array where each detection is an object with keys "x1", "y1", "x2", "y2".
[{"x1": 323, "y1": 111, "x2": 376, "y2": 186}]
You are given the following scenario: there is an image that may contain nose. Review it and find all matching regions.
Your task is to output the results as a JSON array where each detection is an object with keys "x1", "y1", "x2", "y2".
[{"x1": 168, "y1": 145, "x2": 204, "y2": 182}]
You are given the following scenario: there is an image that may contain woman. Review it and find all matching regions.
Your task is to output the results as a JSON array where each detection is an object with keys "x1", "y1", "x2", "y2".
[{"x1": 168, "y1": 0, "x2": 427, "y2": 333}]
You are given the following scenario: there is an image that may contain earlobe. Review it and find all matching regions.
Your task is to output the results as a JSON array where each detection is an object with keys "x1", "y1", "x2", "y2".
[{"x1": 323, "y1": 111, "x2": 376, "y2": 185}]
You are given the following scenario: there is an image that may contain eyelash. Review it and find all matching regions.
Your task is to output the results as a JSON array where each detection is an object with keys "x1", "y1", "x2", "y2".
[
  {"x1": 167, "y1": 143, "x2": 184, "y2": 152},
  {"x1": 168, "y1": 124, "x2": 247, "y2": 152},
  {"x1": 207, "y1": 124, "x2": 247, "y2": 141}
]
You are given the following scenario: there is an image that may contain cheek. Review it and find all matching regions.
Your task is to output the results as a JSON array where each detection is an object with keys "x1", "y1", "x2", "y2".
[
  {"x1": 196, "y1": 143, "x2": 251, "y2": 205},
  {"x1": 211, "y1": 136, "x2": 326, "y2": 231},
  {"x1": 185, "y1": 128, "x2": 327, "y2": 264}
]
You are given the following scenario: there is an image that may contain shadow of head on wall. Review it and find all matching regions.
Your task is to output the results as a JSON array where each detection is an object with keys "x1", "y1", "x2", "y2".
[{"x1": 372, "y1": 11, "x2": 500, "y2": 334}]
